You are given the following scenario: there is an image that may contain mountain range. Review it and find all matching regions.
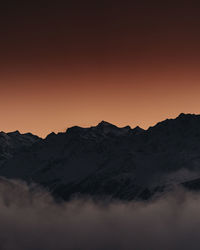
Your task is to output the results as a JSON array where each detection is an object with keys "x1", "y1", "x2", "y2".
[{"x1": 1, "y1": 113, "x2": 200, "y2": 200}]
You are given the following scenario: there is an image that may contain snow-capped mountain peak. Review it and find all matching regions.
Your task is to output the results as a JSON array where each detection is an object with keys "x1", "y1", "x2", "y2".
[{"x1": 1, "y1": 114, "x2": 200, "y2": 201}]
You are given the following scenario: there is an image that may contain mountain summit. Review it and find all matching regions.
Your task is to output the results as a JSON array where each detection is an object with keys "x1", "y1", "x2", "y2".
[{"x1": 97, "y1": 120, "x2": 116, "y2": 127}]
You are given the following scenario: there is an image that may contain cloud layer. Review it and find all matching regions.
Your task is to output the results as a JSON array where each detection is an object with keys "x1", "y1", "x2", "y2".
[{"x1": 0, "y1": 178, "x2": 199, "y2": 250}]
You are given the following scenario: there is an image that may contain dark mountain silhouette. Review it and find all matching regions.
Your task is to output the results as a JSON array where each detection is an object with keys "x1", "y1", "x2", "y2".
[
  {"x1": 1, "y1": 113, "x2": 200, "y2": 200},
  {"x1": 0, "y1": 131, "x2": 41, "y2": 165}
]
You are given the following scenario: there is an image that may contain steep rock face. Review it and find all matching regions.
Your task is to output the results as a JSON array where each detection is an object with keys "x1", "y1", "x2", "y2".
[
  {"x1": 0, "y1": 131, "x2": 41, "y2": 166},
  {"x1": 0, "y1": 122, "x2": 134, "y2": 187},
  {"x1": 1, "y1": 114, "x2": 200, "y2": 200}
]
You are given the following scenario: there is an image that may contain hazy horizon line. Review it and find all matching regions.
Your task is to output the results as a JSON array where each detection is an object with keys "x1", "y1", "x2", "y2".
[{"x1": 1, "y1": 112, "x2": 199, "y2": 139}]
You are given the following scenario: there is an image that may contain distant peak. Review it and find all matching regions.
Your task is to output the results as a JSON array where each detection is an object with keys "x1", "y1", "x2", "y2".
[
  {"x1": 45, "y1": 132, "x2": 56, "y2": 140},
  {"x1": 177, "y1": 113, "x2": 199, "y2": 119},
  {"x1": 178, "y1": 113, "x2": 186, "y2": 117},
  {"x1": 132, "y1": 126, "x2": 145, "y2": 134},
  {"x1": 178, "y1": 113, "x2": 190, "y2": 118},
  {"x1": 8, "y1": 130, "x2": 21, "y2": 136},
  {"x1": 133, "y1": 126, "x2": 143, "y2": 130},
  {"x1": 23, "y1": 132, "x2": 39, "y2": 137},
  {"x1": 97, "y1": 121, "x2": 117, "y2": 128},
  {"x1": 66, "y1": 126, "x2": 86, "y2": 134}
]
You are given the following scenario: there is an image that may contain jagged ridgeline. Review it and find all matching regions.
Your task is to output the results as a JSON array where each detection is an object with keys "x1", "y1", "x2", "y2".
[{"x1": 0, "y1": 113, "x2": 200, "y2": 200}]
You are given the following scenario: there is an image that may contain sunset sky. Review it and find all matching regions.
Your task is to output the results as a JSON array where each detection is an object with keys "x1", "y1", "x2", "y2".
[{"x1": 1, "y1": 1, "x2": 200, "y2": 137}]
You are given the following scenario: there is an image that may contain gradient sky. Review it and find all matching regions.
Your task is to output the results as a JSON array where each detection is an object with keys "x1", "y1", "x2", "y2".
[{"x1": 1, "y1": 1, "x2": 200, "y2": 137}]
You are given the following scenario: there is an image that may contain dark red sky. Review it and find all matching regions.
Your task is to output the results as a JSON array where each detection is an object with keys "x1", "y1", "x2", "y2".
[{"x1": 1, "y1": 1, "x2": 200, "y2": 137}]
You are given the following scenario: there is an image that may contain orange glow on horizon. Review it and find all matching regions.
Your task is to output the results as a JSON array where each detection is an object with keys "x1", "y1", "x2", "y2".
[
  {"x1": 1, "y1": 1, "x2": 200, "y2": 137},
  {"x1": 1, "y1": 65, "x2": 200, "y2": 138}
]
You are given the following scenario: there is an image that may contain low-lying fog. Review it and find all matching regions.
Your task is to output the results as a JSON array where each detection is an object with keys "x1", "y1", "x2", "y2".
[{"x1": 0, "y1": 177, "x2": 199, "y2": 250}]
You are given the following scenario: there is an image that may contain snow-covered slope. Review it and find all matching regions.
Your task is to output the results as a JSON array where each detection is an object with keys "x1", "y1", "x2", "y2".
[
  {"x1": 0, "y1": 131, "x2": 41, "y2": 165},
  {"x1": 1, "y1": 114, "x2": 200, "y2": 200}
]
